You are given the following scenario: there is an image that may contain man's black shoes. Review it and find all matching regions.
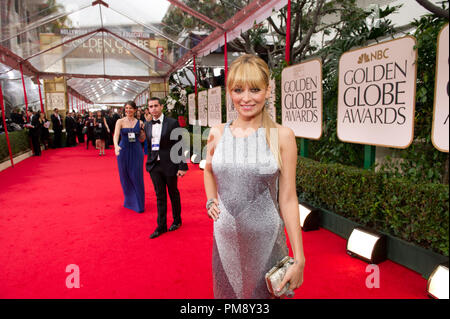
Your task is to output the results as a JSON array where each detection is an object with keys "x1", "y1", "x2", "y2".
[
  {"x1": 149, "y1": 228, "x2": 167, "y2": 239},
  {"x1": 169, "y1": 223, "x2": 181, "y2": 232}
]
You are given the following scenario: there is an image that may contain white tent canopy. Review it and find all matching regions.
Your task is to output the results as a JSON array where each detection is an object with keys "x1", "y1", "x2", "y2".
[{"x1": 0, "y1": 0, "x2": 287, "y2": 105}]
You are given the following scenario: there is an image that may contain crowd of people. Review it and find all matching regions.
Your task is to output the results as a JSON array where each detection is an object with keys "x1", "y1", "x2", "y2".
[
  {"x1": 2, "y1": 57, "x2": 305, "y2": 300},
  {"x1": 1, "y1": 106, "x2": 158, "y2": 157}
]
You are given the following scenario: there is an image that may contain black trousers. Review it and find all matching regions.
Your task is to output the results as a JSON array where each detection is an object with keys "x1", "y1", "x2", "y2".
[
  {"x1": 149, "y1": 161, "x2": 182, "y2": 231},
  {"x1": 31, "y1": 134, "x2": 41, "y2": 155},
  {"x1": 53, "y1": 129, "x2": 62, "y2": 148},
  {"x1": 86, "y1": 133, "x2": 95, "y2": 149}
]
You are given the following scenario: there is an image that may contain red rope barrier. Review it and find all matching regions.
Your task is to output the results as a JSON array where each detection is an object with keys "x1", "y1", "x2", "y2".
[{"x1": 0, "y1": 83, "x2": 14, "y2": 167}]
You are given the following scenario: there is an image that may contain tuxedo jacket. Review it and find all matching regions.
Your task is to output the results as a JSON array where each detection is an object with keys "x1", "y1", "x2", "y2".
[
  {"x1": 65, "y1": 116, "x2": 76, "y2": 132},
  {"x1": 30, "y1": 114, "x2": 41, "y2": 136},
  {"x1": 51, "y1": 114, "x2": 63, "y2": 131},
  {"x1": 144, "y1": 116, "x2": 188, "y2": 176}
]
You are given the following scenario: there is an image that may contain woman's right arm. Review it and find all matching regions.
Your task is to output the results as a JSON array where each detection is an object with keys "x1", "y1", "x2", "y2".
[
  {"x1": 113, "y1": 119, "x2": 122, "y2": 156},
  {"x1": 203, "y1": 125, "x2": 223, "y2": 221}
]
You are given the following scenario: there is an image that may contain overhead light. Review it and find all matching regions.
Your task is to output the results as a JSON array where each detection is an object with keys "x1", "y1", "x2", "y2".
[
  {"x1": 199, "y1": 159, "x2": 206, "y2": 170},
  {"x1": 184, "y1": 150, "x2": 190, "y2": 158},
  {"x1": 346, "y1": 227, "x2": 386, "y2": 264},
  {"x1": 427, "y1": 263, "x2": 449, "y2": 299},
  {"x1": 298, "y1": 203, "x2": 320, "y2": 231}
]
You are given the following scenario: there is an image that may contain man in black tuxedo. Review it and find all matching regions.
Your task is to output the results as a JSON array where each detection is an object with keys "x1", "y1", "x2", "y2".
[
  {"x1": 145, "y1": 97, "x2": 188, "y2": 239},
  {"x1": 51, "y1": 108, "x2": 63, "y2": 148},
  {"x1": 29, "y1": 110, "x2": 41, "y2": 156},
  {"x1": 65, "y1": 111, "x2": 77, "y2": 147}
]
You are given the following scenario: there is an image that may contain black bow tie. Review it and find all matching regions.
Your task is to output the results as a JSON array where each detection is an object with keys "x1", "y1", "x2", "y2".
[{"x1": 151, "y1": 119, "x2": 161, "y2": 124}]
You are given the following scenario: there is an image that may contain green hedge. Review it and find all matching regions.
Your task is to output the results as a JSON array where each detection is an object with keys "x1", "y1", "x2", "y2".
[
  {"x1": 0, "y1": 130, "x2": 69, "y2": 163},
  {"x1": 0, "y1": 130, "x2": 31, "y2": 162},
  {"x1": 296, "y1": 157, "x2": 449, "y2": 256}
]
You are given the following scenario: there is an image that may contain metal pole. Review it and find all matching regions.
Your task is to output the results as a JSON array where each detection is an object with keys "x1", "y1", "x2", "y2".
[
  {"x1": 0, "y1": 83, "x2": 14, "y2": 167},
  {"x1": 19, "y1": 64, "x2": 29, "y2": 122},
  {"x1": 364, "y1": 145, "x2": 376, "y2": 170},
  {"x1": 285, "y1": 0, "x2": 291, "y2": 65},
  {"x1": 224, "y1": 32, "x2": 228, "y2": 85},
  {"x1": 37, "y1": 74, "x2": 44, "y2": 113},
  {"x1": 194, "y1": 55, "x2": 198, "y2": 97}
]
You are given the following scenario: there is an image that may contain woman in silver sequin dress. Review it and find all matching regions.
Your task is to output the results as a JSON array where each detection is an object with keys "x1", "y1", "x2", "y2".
[{"x1": 203, "y1": 54, "x2": 305, "y2": 299}]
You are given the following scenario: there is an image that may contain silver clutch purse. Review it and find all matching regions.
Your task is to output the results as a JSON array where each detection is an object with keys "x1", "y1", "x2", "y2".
[{"x1": 265, "y1": 256, "x2": 295, "y2": 298}]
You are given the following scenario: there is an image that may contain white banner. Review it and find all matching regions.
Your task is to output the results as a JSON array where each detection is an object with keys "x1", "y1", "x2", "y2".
[
  {"x1": 337, "y1": 36, "x2": 417, "y2": 148},
  {"x1": 226, "y1": 92, "x2": 238, "y2": 123},
  {"x1": 198, "y1": 90, "x2": 208, "y2": 127},
  {"x1": 46, "y1": 92, "x2": 66, "y2": 111},
  {"x1": 432, "y1": 23, "x2": 449, "y2": 153},
  {"x1": 282, "y1": 59, "x2": 323, "y2": 139},
  {"x1": 208, "y1": 87, "x2": 222, "y2": 127},
  {"x1": 188, "y1": 93, "x2": 196, "y2": 125}
]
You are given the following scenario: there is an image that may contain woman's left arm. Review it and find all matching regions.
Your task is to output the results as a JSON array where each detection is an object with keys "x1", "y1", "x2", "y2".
[
  {"x1": 277, "y1": 126, "x2": 305, "y2": 293},
  {"x1": 104, "y1": 117, "x2": 110, "y2": 133},
  {"x1": 138, "y1": 120, "x2": 146, "y2": 142}
]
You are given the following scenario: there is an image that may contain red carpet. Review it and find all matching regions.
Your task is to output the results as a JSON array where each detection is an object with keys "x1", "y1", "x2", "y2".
[{"x1": 0, "y1": 144, "x2": 428, "y2": 299}]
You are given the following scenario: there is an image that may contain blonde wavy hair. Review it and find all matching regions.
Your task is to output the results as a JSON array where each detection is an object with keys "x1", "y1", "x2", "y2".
[{"x1": 227, "y1": 54, "x2": 282, "y2": 169}]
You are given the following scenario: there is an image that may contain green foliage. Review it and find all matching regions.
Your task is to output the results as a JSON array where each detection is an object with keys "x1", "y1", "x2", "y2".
[
  {"x1": 376, "y1": 12, "x2": 449, "y2": 184},
  {"x1": 305, "y1": 5, "x2": 400, "y2": 167},
  {"x1": 297, "y1": 157, "x2": 449, "y2": 256},
  {"x1": 0, "y1": 130, "x2": 31, "y2": 162},
  {"x1": 162, "y1": 0, "x2": 248, "y2": 36},
  {"x1": 38, "y1": 0, "x2": 72, "y2": 33}
]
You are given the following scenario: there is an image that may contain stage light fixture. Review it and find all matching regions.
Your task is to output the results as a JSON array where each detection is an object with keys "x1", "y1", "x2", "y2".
[
  {"x1": 191, "y1": 154, "x2": 200, "y2": 164},
  {"x1": 346, "y1": 227, "x2": 386, "y2": 264},
  {"x1": 199, "y1": 160, "x2": 206, "y2": 170},
  {"x1": 298, "y1": 203, "x2": 320, "y2": 231},
  {"x1": 427, "y1": 262, "x2": 449, "y2": 299}
]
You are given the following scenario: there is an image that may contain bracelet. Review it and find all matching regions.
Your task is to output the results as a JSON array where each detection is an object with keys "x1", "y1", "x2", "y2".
[{"x1": 206, "y1": 198, "x2": 217, "y2": 210}]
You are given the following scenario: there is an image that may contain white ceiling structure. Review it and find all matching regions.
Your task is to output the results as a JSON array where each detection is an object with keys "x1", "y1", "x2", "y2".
[{"x1": 0, "y1": 0, "x2": 287, "y2": 105}]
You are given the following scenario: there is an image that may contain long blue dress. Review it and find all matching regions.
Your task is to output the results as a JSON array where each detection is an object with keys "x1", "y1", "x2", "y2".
[{"x1": 117, "y1": 120, "x2": 145, "y2": 213}]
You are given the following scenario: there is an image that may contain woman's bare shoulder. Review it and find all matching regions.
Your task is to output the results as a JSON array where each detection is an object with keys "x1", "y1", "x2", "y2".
[
  {"x1": 275, "y1": 124, "x2": 295, "y2": 140},
  {"x1": 210, "y1": 123, "x2": 226, "y2": 135}
]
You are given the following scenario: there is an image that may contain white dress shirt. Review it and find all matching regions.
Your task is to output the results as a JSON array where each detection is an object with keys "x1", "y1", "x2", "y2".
[{"x1": 151, "y1": 113, "x2": 164, "y2": 160}]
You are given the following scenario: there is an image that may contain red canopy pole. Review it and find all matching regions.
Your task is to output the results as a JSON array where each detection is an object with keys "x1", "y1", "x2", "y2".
[
  {"x1": 0, "y1": 83, "x2": 14, "y2": 167},
  {"x1": 76, "y1": 97, "x2": 79, "y2": 112},
  {"x1": 224, "y1": 32, "x2": 228, "y2": 85},
  {"x1": 285, "y1": 0, "x2": 291, "y2": 65},
  {"x1": 36, "y1": 74, "x2": 44, "y2": 113},
  {"x1": 194, "y1": 55, "x2": 198, "y2": 97},
  {"x1": 19, "y1": 64, "x2": 29, "y2": 122}
]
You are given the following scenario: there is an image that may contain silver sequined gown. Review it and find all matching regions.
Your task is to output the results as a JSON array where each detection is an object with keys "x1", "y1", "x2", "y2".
[{"x1": 211, "y1": 122, "x2": 289, "y2": 299}]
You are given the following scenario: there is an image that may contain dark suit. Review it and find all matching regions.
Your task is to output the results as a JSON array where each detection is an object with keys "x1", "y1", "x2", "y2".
[
  {"x1": 145, "y1": 116, "x2": 188, "y2": 231},
  {"x1": 65, "y1": 116, "x2": 77, "y2": 147},
  {"x1": 30, "y1": 114, "x2": 41, "y2": 155},
  {"x1": 51, "y1": 113, "x2": 63, "y2": 148}
]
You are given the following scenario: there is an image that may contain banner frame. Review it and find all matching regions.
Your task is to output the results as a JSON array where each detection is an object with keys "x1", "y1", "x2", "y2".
[{"x1": 336, "y1": 35, "x2": 418, "y2": 149}]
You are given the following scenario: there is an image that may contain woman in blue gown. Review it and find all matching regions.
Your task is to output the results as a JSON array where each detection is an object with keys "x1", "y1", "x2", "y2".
[{"x1": 113, "y1": 101, "x2": 146, "y2": 213}]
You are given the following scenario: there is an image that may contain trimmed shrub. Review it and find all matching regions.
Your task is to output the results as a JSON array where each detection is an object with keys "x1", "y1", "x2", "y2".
[
  {"x1": 297, "y1": 157, "x2": 449, "y2": 256},
  {"x1": 0, "y1": 130, "x2": 31, "y2": 162}
]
